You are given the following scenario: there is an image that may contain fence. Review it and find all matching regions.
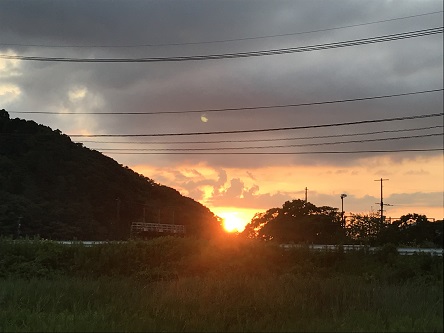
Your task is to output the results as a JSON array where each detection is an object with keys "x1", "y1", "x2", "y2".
[
  {"x1": 130, "y1": 222, "x2": 185, "y2": 238},
  {"x1": 279, "y1": 243, "x2": 443, "y2": 256}
]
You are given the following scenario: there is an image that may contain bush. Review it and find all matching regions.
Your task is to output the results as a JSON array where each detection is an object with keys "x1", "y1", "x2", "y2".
[{"x1": 375, "y1": 243, "x2": 399, "y2": 265}]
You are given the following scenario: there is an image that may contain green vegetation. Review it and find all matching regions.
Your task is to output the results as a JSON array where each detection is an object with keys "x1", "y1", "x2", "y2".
[
  {"x1": 243, "y1": 200, "x2": 344, "y2": 243},
  {"x1": 242, "y1": 199, "x2": 443, "y2": 248},
  {"x1": 1, "y1": 236, "x2": 442, "y2": 332},
  {"x1": 0, "y1": 110, "x2": 222, "y2": 240}
]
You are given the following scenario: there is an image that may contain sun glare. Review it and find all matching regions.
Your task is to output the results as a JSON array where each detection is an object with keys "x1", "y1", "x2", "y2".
[{"x1": 219, "y1": 212, "x2": 247, "y2": 233}]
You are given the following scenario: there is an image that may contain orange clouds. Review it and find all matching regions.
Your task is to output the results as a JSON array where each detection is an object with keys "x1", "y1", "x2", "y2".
[{"x1": 131, "y1": 153, "x2": 443, "y2": 224}]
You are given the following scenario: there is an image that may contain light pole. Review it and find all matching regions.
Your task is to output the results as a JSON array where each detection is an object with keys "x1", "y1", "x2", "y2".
[{"x1": 340, "y1": 194, "x2": 347, "y2": 227}]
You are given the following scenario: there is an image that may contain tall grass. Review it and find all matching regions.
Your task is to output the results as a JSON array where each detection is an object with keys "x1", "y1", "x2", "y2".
[
  {"x1": 0, "y1": 236, "x2": 442, "y2": 332},
  {"x1": 1, "y1": 274, "x2": 442, "y2": 332}
]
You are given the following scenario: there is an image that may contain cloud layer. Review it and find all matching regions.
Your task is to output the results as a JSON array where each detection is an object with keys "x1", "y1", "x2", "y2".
[{"x1": 1, "y1": 0, "x2": 442, "y2": 221}]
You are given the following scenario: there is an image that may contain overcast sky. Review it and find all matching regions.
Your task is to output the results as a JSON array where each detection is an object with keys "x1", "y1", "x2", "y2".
[{"x1": 1, "y1": 0, "x2": 443, "y2": 229}]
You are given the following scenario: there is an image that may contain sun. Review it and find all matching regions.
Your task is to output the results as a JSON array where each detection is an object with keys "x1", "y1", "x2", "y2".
[{"x1": 219, "y1": 212, "x2": 247, "y2": 233}]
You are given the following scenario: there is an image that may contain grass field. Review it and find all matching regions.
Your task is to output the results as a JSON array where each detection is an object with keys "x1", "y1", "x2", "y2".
[{"x1": 0, "y1": 236, "x2": 442, "y2": 332}]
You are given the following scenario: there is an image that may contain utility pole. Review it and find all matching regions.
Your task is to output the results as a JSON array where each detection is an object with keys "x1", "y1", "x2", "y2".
[
  {"x1": 305, "y1": 187, "x2": 308, "y2": 203},
  {"x1": 340, "y1": 194, "x2": 347, "y2": 227},
  {"x1": 374, "y1": 178, "x2": 389, "y2": 224}
]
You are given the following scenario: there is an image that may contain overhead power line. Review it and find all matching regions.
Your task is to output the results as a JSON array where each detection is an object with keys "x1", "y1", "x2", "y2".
[
  {"x1": 77, "y1": 125, "x2": 444, "y2": 145},
  {"x1": 1, "y1": 27, "x2": 442, "y2": 63},
  {"x1": 88, "y1": 133, "x2": 443, "y2": 151},
  {"x1": 68, "y1": 112, "x2": 444, "y2": 137},
  {"x1": 98, "y1": 148, "x2": 443, "y2": 155},
  {"x1": 8, "y1": 88, "x2": 443, "y2": 115},
  {"x1": 1, "y1": 10, "x2": 441, "y2": 48}
]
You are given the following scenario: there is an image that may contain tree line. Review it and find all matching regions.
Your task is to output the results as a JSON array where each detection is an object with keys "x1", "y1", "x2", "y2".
[
  {"x1": 0, "y1": 110, "x2": 222, "y2": 240},
  {"x1": 241, "y1": 199, "x2": 443, "y2": 247}
]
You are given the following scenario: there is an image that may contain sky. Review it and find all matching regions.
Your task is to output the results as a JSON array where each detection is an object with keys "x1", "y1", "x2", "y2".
[{"x1": 1, "y1": 0, "x2": 443, "y2": 231}]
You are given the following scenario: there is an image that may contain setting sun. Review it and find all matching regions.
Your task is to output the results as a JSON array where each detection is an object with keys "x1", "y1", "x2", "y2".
[{"x1": 218, "y1": 211, "x2": 248, "y2": 233}]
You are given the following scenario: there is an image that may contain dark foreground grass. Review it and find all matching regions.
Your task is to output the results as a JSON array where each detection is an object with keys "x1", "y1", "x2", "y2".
[
  {"x1": 1, "y1": 274, "x2": 442, "y2": 332},
  {"x1": 0, "y1": 237, "x2": 442, "y2": 332}
]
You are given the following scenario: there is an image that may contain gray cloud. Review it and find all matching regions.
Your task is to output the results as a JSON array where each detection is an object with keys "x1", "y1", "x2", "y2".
[
  {"x1": 0, "y1": 0, "x2": 442, "y2": 170},
  {"x1": 388, "y1": 191, "x2": 443, "y2": 208}
]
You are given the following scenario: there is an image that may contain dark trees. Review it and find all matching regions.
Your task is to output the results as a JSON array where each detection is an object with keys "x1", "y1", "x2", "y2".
[
  {"x1": 346, "y1": 213, "x2": 443, "y2": 247},
  {"x1": 0, "y1": 111, "x2": 222, "y2": 240},
  {"x1": 242, "y1": 198, "x2": 442, "y2": 247},
  {"x1": 241, "y1": 199, "x2": 345, "y2": 244},
  {"x1": 379, "y1": 214, "x2": 443, "y2": 247}
]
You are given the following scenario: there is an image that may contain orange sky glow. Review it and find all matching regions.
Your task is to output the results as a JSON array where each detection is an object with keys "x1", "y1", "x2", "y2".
[{"x1": 133, "y1": 153, "x2": 444, "y2": 231}]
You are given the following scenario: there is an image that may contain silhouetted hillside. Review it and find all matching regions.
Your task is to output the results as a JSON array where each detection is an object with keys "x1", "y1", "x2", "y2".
[{"x1": 0, "y1": 110, "x2": 223, "y2": 240}]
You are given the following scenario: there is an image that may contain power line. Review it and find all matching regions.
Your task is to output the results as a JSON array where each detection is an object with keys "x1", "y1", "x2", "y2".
[
  {"x1": 76, "y1": 125, "x2": 444, "y2": 145},
  {"x1": 87, "y1": 133, "x2": 443, "y2": 151},
  {"x1": 68, "y1": 112, "x2": 444, "y2": 137},
  {"x1": 8, "y1": 88, "x2": 443, "y2": 115},
  {"x1": 2, "y1": 10, "x2": 441, "y2": 48},
  {"x1": 1, "y1": 27, "x2": 442, "y2": 63},
  {"x1": 97, "y1": 148, "x2": 443, "y2": 155}
]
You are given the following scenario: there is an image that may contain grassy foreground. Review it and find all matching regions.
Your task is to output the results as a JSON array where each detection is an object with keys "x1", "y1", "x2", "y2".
[{"x1": 0, "y1": 236, "x2": 442, "y2": 332}]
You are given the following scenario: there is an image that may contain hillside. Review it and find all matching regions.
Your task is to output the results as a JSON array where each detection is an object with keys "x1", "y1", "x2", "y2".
[{"x1": 0, "y1": 110, "x2": 223, "y2": 240}]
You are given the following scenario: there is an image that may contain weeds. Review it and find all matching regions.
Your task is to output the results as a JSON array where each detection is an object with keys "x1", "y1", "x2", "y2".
[{"x1": 0, "y1": 236, "x2": 442, "y2": 331}]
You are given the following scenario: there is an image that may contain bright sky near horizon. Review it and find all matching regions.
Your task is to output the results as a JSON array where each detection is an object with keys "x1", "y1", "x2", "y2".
[{"x1": 1, "y1": 0, "x2": 443, "y2": 232}]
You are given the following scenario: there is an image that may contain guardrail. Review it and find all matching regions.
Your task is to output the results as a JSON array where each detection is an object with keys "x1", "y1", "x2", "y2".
[
  {"x1": 130, "y1": 222, "x2": 185, "y2": 235},
  {"x1": 3, "y1": 239, "x2": 442, "y2": 255},
  {"x1": 279, "y1": 244, "x2": 443, "y2": 256}
]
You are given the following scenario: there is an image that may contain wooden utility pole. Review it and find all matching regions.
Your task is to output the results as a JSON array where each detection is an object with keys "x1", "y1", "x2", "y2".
[
  {"x1": 374, "y1": 178, "x2": 389, "y2": 223},
  {"x1": 340, "y1": 193, "x2": 347, "y2": 227}
]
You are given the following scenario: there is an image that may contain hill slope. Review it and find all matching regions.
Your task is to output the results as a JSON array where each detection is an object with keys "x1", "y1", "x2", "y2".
[{"x1": 0, "y1": 110, "x2": 222, "y2": 240}]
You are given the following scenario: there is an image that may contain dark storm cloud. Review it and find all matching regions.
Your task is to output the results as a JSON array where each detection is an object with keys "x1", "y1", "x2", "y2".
[
  {"x1": 0, "y1": 0, "x2": 380, "y2": 51},
  {"x1": 0, "y1": 0, "x2": 442, "y2": 169}
]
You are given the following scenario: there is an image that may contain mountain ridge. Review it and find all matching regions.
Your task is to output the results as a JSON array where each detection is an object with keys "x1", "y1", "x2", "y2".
[{"x1": 0, "y1": 109, "x2": 222, "y2": 240}]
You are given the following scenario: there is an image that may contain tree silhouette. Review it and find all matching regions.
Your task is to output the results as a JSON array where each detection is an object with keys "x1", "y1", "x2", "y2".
[
  {"x1": 241, "y1": 199, "x2": 345, "y2": 244},
  {"x1": 0, "y1": 111, "x2": 222, "y2": 240}
]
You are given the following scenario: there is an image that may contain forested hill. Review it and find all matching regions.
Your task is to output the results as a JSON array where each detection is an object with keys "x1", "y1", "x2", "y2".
[{"x1": 0, "y1": 110, "x2": 223, "y2": 240}]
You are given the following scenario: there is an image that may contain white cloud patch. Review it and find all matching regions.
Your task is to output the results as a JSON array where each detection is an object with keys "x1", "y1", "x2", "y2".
[
  {"x1": 0, "y1": 83, "x2": 21, "y2": 105},
  {"x1": 0, "y1": 50, "x2": 22, "y2": 77},
  {"x1": 68, "y1": 86, "x2": 87, "y2": 102},
  {"x1": 24, "y1": 84, "x2": 107, "y2": 136},
  {"x1": 0, "y1": 50, "x2": 22, "y2": 106}
]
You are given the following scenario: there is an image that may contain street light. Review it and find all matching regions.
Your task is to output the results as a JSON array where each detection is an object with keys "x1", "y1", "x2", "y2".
[{"x1": 340, "y1": 194, "x2": 347, "y2": 226}]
